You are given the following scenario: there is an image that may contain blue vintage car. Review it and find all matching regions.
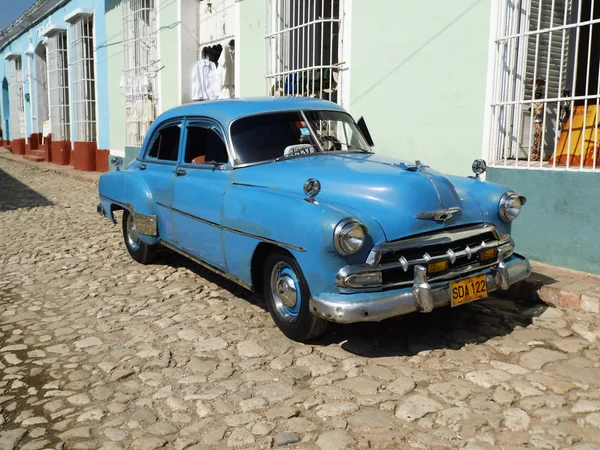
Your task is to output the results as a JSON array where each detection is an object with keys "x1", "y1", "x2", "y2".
[{"x1": 97, "y1": 97, "x2": 531, "y2": 342}]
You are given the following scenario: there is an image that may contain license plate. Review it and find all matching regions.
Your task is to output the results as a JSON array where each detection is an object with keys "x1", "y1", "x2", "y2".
[{"x1": 451, "y1": 274, "x2": 488, "y2": 307}]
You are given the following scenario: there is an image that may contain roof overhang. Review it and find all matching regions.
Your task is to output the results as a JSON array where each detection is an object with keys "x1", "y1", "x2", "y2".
[
  {"x1": 41, "y1": 24, "x2": 67, "y2": 37},
  {"x1": 64, "y1": 8, "x2": 94, "y2": 23},
  {"x1": 4, "y1": 52, "x2": 21, "y2": 61}
]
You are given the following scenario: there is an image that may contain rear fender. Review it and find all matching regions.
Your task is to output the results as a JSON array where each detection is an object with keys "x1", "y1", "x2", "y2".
[{"x1": 98, "y1": 170, "x2": 159, "y2": 241}]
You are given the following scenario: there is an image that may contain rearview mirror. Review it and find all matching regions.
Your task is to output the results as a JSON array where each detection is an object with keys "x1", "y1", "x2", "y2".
[{"x1": 356, "y1": 117, "x2": 374, "y2": 147}]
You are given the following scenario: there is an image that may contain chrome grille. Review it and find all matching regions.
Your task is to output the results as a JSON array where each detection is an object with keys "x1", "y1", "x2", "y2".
[{"x1": 371, "y1": 224, "x2": 513, "y2": 290}]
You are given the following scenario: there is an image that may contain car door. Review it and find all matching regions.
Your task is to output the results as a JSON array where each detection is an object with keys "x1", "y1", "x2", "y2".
[
  {"x1": 138, "y1": 120, "x2": 183, "y2": 244},
  {"x1": 171, "y1": 120, "x2": 231, "y2": 270}
]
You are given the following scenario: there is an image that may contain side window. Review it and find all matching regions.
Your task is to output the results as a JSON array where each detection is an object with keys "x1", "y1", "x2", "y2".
[
  {"x1": 146, "y1": 124, "x2": 182, "y2": 161},
  {"x1": 184, "y1": 125, "x2": 229, "y2": 164}
]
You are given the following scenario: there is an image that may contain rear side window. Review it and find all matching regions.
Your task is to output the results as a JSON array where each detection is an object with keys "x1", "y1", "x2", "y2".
[{"x1": 147, "y1": 124, "x2": 182, "y2": 161}]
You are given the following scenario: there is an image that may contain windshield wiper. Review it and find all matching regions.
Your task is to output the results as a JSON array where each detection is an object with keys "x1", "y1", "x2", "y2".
[
  {"x1": 344, "y1": 144, "x2": 372, "y2": 153},
  {"x1": 275, "y1": 144, "x2": 317, "y2": 162}
]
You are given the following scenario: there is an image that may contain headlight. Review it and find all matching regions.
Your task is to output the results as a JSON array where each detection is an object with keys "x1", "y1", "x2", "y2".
[
  {"x1": 499, "y1": 192, "x2": 526, "y2": 222},
  {"x1": 334, "y1": 219, "x2": 366, "y2": 255}
]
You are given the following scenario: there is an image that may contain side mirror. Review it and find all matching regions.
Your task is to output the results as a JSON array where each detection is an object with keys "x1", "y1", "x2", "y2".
[
  {"x1": 472, "y1": 159, "x2": 487, "y2": 178},
  {"x1": 356, "y1": 117, "x2": 374, "y2": 147},
  {"x1": 111, "y1": 156, "x2": 124, "y2": 171}
]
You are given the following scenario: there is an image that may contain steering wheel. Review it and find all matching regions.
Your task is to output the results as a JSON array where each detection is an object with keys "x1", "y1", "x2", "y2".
[{"x1": 321, "y1": 135, "x2": 343, "y2": 151}]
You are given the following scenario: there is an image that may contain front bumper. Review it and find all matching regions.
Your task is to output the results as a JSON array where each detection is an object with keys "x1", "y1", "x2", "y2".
[{"x1": 309, "y1": 253, "x2": 531, "y2": 323}]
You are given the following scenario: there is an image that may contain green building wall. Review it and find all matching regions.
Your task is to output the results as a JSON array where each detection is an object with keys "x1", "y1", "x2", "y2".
[
  {"x1": 238, "y1": 0, "x2": 266, "y2": 97},
  {"x1": 105, "y1": 0, "x2": 126, "y2": 158},
  {"x1": 348, "y1": 0, "x2": 492, "y2": 177},
  {"x1": 487, "y1": 168, "x2": 600, "y2": 275},
  {"x1": 157, "y1": 0, "x2": 179, "y2": 112}
]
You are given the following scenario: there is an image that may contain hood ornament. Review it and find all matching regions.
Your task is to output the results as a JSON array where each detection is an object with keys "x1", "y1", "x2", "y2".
[
  {"x1": 303, "y1": 178, "x2": 321, "y2": 203},
  {"x1": 415, "y1": 207, "x2": 461, "y2": 222},
  {"x1": 396, "y1": 160, "x2": 429, "y2": 171}
]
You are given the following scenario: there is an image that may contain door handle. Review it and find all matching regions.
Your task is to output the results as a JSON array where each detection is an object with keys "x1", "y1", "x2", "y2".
[
  {"x1": 173, "y1": 168, "x2": 187, "y2": 176},
  {"x1": 139, "y1": 163, "x2": 147, "y2": 170}
]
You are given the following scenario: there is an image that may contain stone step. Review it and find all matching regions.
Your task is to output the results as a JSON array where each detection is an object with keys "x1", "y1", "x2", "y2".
[{"x1": 23, "y1": 155, "x2": 45, "y2": 163}]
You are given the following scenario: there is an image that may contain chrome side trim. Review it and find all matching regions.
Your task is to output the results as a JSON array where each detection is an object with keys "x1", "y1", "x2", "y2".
[
  {"x1": 99, "y1": 194, "x2": 158, "y2": 236},
  {"x1": 158, "y1": 202, "x2": 306, "y2": 252},
  {"x1": 310, "y1": 255, "x2": 532, "y2": 324},
  {"x1": 160, "y1": 240, "x2": 252, "y2": 291}
]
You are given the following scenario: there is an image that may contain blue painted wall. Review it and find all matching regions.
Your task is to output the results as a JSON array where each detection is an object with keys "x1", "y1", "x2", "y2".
[
  {"x1": 0, "y1": 0, "x2": 109, "y2": 149},
  {"x1": 487, "y1": 168, "x2": 600, "y2": 275}
]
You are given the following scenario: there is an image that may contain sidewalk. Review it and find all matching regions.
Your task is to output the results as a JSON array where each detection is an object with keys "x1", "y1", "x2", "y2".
[
  {"x1": 0, "y1": 147, "x2": 101, "y2": 184},
  {"x1": 508, "y1": 260, "x2": 600, "y2": 313},
  {"x1": 2, "y1": 146, "x2": 599, "y2": 315}
]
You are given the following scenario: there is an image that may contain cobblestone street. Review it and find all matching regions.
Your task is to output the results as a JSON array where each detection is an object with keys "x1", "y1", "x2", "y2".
[{"x1": 2, "y1": 158, "x2": 600, "y2": 450}]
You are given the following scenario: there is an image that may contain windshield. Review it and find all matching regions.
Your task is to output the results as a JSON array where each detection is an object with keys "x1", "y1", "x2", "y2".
[{"x1": 230, "y1": 110, "x2": 371, "y2": 165}]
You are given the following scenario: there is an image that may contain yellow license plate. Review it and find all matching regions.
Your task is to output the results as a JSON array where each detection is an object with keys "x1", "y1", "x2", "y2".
[{"x1": 451, "y1": 274, "x2": 488, "y2": 307}]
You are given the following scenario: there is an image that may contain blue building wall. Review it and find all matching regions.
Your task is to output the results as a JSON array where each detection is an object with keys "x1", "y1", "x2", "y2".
[{"x1": 0, "y1": 0, "x2": 109, "y2": 149}]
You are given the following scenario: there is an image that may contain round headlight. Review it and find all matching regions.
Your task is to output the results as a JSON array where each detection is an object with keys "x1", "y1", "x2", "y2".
[
  {"x1": 334, "y1": 219, "x2": 366, "y2": 255},
  {"x1": 499, "y1": 192, "x2": 526, "y2": 222}
]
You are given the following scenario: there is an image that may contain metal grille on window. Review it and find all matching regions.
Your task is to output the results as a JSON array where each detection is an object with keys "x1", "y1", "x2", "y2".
[
  {"x1": 265, "y1": 0, "x2": 343, "y2": 105},
  {"x1": 8, "y1": 57, "x2": 25, "y2": 139},
  {"x1": 48, "y1": 31, "x2": 71, "y2": 141},
  {"x1": 488, "y1": 0, "x2": 600, "y2": 171},
  {"x1": 71, "y1": 15, "x2": 96, "y2": 142},
  {"x1": 123, "y1": 0, "x2": 158, "y2": 147}
]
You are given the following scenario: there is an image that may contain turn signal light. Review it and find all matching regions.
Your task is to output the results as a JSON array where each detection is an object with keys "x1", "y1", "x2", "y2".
[
  {"x1": 480, "y1": 248, "x2": 498, "y2": 261},
  {"x1": 428, "y1": 261, "x2": 449, "y2": 273}
]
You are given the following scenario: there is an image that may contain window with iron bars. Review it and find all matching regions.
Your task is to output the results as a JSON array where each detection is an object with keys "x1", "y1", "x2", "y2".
[
  {"x1": 265, "y1": 0, "x2": 343, "y2": 105},
  {"x1": 70, "y1": 15, "x2": 97, "y2": 143},
  {"x1": 487, "y1": 0, "x2": 600, "y2": 171},
  {"x1": 123, "y1": 0, "x2": 158, "y2": 147},
  {"x1": 48, "y1": 31, "x2": 71, "y2": 141},
  {"x1": 8, "y1": 56, "x2": 25, "y2": 140}
]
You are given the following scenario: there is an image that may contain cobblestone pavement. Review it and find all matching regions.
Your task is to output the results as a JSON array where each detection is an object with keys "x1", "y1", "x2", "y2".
[{"x1": 2, "y1": 159, "x2": 600, "y2": 450}]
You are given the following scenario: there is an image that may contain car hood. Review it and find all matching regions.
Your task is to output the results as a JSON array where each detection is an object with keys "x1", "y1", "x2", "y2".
[{"x1": 233, "y1": 153, "x2": 485, "y2": 241}]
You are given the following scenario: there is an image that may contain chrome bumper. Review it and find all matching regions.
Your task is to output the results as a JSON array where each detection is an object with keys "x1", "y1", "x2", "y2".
[{"x1": 309, "y1": 255, "x2": 531, "y2": 324}]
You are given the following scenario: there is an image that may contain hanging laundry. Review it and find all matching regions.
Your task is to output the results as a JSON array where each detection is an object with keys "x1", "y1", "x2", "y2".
[
  {"x1": 219, "y1": 40, "x2": 235, "y2": 99},
  {"x1": 192, "y1": 56, "x2": 222, "y2": 101}
]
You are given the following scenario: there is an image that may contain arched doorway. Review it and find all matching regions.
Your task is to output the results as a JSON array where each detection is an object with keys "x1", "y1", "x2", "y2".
[
  {"x1": 1, "y1": 77, "x2": 9, "y2": 141},
  {"x1": 35, "y1": 42, "x2": 49, "y2": 132}
]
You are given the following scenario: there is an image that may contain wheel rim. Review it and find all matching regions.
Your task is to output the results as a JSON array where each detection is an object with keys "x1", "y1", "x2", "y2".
[
  {"x1": 270, "y1": 262, "x2": 301, "y2": 322},
  {"x1": 126, "y1": 213, "x2": 140, "y2": 250}
]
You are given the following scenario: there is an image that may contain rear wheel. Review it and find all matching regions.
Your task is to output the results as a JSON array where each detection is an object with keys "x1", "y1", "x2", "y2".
[
  {"x1": 122, "y1": 209, "x2": 158, "y2": 264},
  {"x1": 263, "y1": 251, "x2": 327, "y2": 342}
]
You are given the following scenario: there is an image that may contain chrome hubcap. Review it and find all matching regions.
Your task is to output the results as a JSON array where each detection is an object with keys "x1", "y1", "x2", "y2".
[
  {"x1": 277, "y1": 275, "x2": 297, "y2": 308},
  {"x1": 126, "y1": 213, "x2": 140, "y2": 250},
  {"x1": 270, "y1": 262, "x2": 301, "y2": 322}
]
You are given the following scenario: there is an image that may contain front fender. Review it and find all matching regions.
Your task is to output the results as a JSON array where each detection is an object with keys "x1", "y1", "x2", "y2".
[
  {"x1": 222, "y1": 184, "x2": 386, "y2": 295},
  {"x1": 446, "y1": 175, "x2": 518, "y2": 237}
]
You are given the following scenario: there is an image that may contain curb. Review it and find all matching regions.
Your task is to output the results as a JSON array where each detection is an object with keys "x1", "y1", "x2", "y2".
[
  {"x1": 0, "y1": 149, "x2": 101, "y2": 184},
  {"x1": 501, "y1": 262, "x2": 600, "y2": 314}
]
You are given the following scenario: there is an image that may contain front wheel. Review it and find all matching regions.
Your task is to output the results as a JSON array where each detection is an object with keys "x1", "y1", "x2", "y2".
[
  {"x1": 122, "y1": 209, "x2": 158, "y2": 264},
  {"x1": 263, "y1": 251, "x2": 327, "y2": 342}
]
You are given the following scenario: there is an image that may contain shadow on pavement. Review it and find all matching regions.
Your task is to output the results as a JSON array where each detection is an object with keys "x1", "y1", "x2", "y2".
[
  {"x1": 317, "y1": 297, "x2": 547, "y2": 357},
  {"x1": 0, "y1": 168, "x2": 54, "y2": 211},
  {"x1": 153, "y1": 243, "x2": 548, "y2": 357}
]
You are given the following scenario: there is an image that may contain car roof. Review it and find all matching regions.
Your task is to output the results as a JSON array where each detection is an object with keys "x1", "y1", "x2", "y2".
[{"x1": 151, "y1": 97, "x2": 347, "y2": 132}]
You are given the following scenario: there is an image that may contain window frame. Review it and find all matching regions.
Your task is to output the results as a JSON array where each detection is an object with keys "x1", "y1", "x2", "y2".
[
  {"x1": 69, "y1": 13, "x2": 97, "y2": 143},
  {"x1": 180, "y1": 120, "x2": 231, "y2": 169},
  {"x1": 142, "y1": 120, "x2": 184, "y2": 165},
  {"x1": 483, "y1": 0, "x2": 600, "y2": 172}
]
